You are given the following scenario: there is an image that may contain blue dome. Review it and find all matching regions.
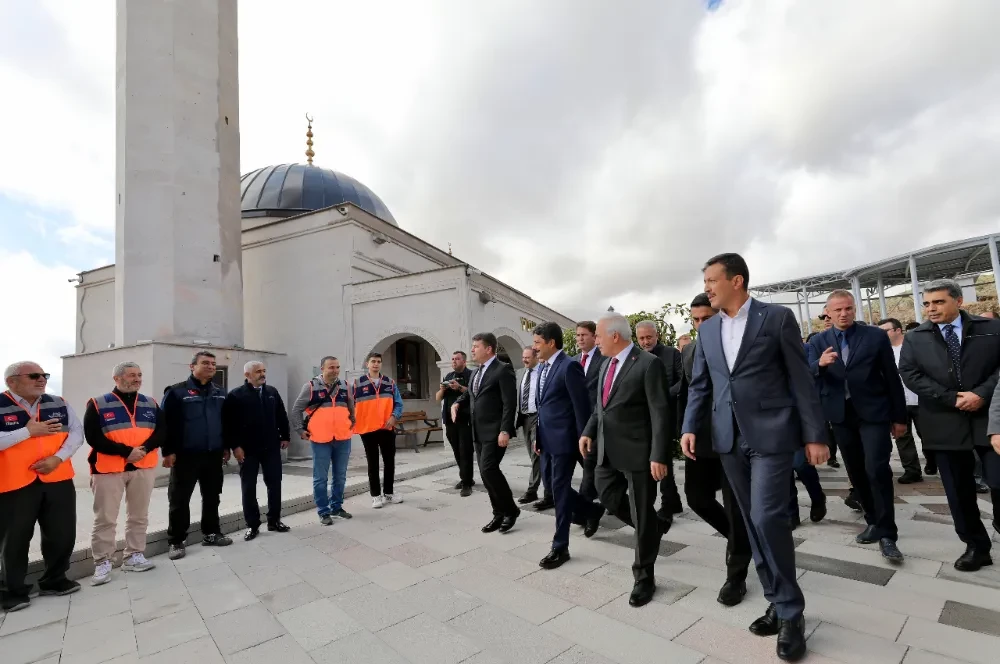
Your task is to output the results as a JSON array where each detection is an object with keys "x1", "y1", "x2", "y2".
[{"x1": 240, "y1": 163, "x2": 396, "y2": 225}]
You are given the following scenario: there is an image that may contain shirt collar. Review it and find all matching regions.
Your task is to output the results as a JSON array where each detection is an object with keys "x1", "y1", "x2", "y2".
[
  {"x1": 9, "y1": 392, "x2": 41, "y2": 409},
  {"x1": 546, "y1": 349, "x2": 564, "y2": 366},
  {"x1": 480, "y1": 356, "x2": 497, "y2": 372},
  {"x1": 720, "y1": 296, "x2": 752, "y2": 321},
  {"x1": 614, "y1": 342, "x2": 635, "y2": 365}
]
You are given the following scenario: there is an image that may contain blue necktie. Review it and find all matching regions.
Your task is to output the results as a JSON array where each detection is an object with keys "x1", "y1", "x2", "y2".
[
  {"x1": 943, "y1": 324, "x2": 962, "y2": 387},
  {"x1": 539, "y1": 363, "x2": 550, "y2": 395}
]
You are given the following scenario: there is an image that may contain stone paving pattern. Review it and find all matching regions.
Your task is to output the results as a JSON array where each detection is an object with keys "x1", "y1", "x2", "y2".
[{"x1": 6, "y1": 442, "x2": 1000, "y2": 664}]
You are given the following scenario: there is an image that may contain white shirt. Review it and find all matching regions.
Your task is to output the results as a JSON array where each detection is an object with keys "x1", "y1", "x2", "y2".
[
  {"x1": 579, "y1": 347, "x2": 597, "y2": 375},
  {"x1": 719, "y1": 296, "x2": 753, "y2": 371},
  {"x1": 474, "y1": 355, "x2": 497, "y2": 392},
  {"x1": 0, "y1": 392, "x2": 85, "y2": 460},
  {"x1": 608, "y1": 343, "x2": 635, "y2": 389},
  {"x1": 520, "y1": 364, "x2": 540, "y2": 413},
  {"x1": 891, "y1": 344, "x2": 919, "y2": 407}
]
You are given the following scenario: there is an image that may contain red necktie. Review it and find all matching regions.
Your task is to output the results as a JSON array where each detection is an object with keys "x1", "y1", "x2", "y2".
[
  {"x1": 602, "y1": 357, "x2": 619, "y2": 407},
  {"x1": 581, "y1": 353, "x2": 588, "y2": 372}
]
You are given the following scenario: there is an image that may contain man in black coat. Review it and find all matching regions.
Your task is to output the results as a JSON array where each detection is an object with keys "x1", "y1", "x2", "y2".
[
  {"x1": 222, "y1": 360, "x2": 291, "y2": 541},
  {"x1": 636, "y1": 320, "x2": 684, "y2": 521},
  {"x1": 436, "y1": 351, "x2": 475, "y2": 495},
  {"x1": 453, "y1": 332, "x2": 519, "y2": 533},
  {"x1": 574, "y1": 321, "x2": 604, "y2": 506},
  {"x1": 900, "y1": 279, "x2": 1000, "y2": 571}
]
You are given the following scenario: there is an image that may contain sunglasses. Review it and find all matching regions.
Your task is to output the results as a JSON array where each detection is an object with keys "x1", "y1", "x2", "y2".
[
  {"x1": 817, "y1": 315, "x2": 829, "y2": 321},
  {"x1": 17, "y1": 373, "x2": 50, "y2": 380}
]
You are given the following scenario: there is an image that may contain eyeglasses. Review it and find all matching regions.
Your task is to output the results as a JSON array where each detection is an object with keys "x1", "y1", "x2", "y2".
[
  {"x1": 817, "y1": 315, "x2": 829, "y2": 321},
  {"x1": 16, "y1": 373, "x2": 50, "y2": 380}
]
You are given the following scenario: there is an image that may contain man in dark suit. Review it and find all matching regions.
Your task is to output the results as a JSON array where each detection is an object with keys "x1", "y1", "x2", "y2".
[
  {"x1": 580, "y1": 313, "x2": 671, "y2": 608},
  {"x1": 436, "y1": 351, "x2": 475, "y2": 496},
  {"x1": 683, "y1": 253, "x2": 828, "y2": 662},
  {"x1": 532, "y1": 322, "x2": 605, "y2": 568},
  {"x1": 574, "y1": 321, "x2": 603, "y2": 505},
  {"x1": 453, "y1": 332, "x2": 519, "y2": 533},
  {"x1": 677, "y1": 294, "x2": 752, "y2": 606},
  {"x1": 901, "y1": 279, "x2": 1000, "y2": 571},
  {"x1": 808, "y1": 290, "x2": 907, "y2": 562},
  {"x1": 515, "y1": 347, "x2": 548, "y2": 506},
  {"x1": 636, "y1": 320, "x2": 685, "y2": 521},
  {"x1": 222, "y1": 361, "x2": 291, "y2": 541}
]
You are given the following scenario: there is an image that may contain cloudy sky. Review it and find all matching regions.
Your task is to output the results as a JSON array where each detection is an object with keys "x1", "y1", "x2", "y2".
[{"x1": 3, "y1": 0, "x2": 999, "y2": 391}]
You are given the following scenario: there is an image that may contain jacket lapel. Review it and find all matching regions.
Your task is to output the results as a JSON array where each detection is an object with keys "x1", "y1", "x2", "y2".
[
  {"x1": 844, "y1": 325, "x2": 866, "y2": 367},
  {"x1": 731, "y1": 299, "x2": 767, "y2": 374},
  {"x1": 474, "y1": 361, "x2": 494, "y2": 399},
  {"x1": 605, "y1": 346, "x2": 640, "y2": 406}
]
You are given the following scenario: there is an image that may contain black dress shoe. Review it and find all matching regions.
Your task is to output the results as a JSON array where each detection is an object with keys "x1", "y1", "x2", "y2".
[
  {"x1": 584, "y1": 511, "x2": 603, "y2": 538},
  {"x1": 460, "y1": 486, "x2": 473, "y2": 497},
  {"x1": 657, "y1": 514, "x2": 673, "y2": 536},
  {"x1": 37, "y1": 579, "x2": 81, "y2": 597},
  {"x1": 776, "y1": 616, "x2": 807, "y2": 662},
  {"x1": 717, "y1": 580, "x2": 747, "y2": 606},
  {"x1": 533, "y1": 497, "x2": 555, "y2": 511},
  {"x1": 749, "y1": 604, "x2": 780, "y2": 636},
  {"x1": 454, "y1": 481, "x2": 464, "y2": 490},
  {"x1": 482, "y1": 516, "x2": 504, "y2": 533},
  {"x1": 827, "y1": 458, "x2": 840, "y2": 469},
  {"x1": 539, "y1": 549, "x2": 571, "y2": 569},
  {"x1": 954, "y1": 547, "x2": 994, "y2": 572},
  {"x1": 268, "y1": 521, "x2": 291, "y2": 533},
  {"x1": 855, "y1": 525, "x2": 878, "y2": 544},
  {"x1": 499, "y1": 511, "x2": 520, "y2": 533},
  {"x1": 976, "y1": 480, "x2": 990, "y2": 494},
  {"x1": 518, "y1": 492, "x2": 538, "y2": 505},
  {"x1": 924, "y1": 462, "x2": 937, "y2": 476},
  {"x1": 897, "y1": 472, "x2": 923, "y2": 485},
  {"x1": 244, "y1": 526, "x2": 259, "y2": 541},
  {"x1": 879, "y1": 538, "x2": 904, "y2": 563},
  {"x1": 628, "y1": 581, "x2": 655, "y2": 607},
  {"x1": 809, "y1": 499, "x2": 827, "y2": 523}
]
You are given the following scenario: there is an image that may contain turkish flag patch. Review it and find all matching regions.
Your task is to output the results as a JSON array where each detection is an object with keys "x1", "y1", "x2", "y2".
[
  {"x1": 104, "y1": 412, "x2": 116, "y2": 420},
  {"x1": 319, "y1": 391, "x2": 327, "y2": 398},
  {"x1": 3, "y1": 415, "x2": 18, "y2": 424},
  {"x1": 188, "y1": 390, "x2": 198, "y2": 395}
]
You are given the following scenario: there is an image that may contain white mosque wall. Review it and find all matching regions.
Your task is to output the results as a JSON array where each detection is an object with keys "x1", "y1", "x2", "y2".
[{"x1": 75, "y1": 266, "x2": 116, "y2": 354}]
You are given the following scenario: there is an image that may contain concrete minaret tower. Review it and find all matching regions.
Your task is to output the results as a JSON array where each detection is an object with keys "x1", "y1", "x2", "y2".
[{"x1": 114, "y1": 0, "x2": 243, "y2": 347}]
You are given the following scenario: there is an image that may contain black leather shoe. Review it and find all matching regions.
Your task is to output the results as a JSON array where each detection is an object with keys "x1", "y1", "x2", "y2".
[
  {"x1": 776, "y1": 616, "x2": 807, "y2": 661},
  {"x1": 976, "y1": 480, "x2": 989, "y2": 494},
  {"x1": 880, "y1": 538, "x2": 904, "y2": 563},
  {"x1": 954, "y1": 547, "x2": 994, "y2": 572},
  {"x1": 244, "y1": 526, "x2": 259, "y2": 541},
  {"x1": 455, "y1": 480, "x2": 476, "y2": 489},
  {"x1": 810, "y1": 499, "x2": 827, "y2": 523},
  {"x1": 584, "y1": 511, "x2": 603, "y2": 538},
  {"x1": 844, "y1": 492, "x2": 863, "y2": 512},
  {"x1": 749, "y1": 604, "x2": 780, "y2": 636},
  {"x1": 499, "y1": 511, "x2": 520, "y2": 533},
  {"x1": 717, "y1": 580, "x2": 747, "y2": 606},
  {"x1": 855, "y1": 525, "x2": 878, "y2": 544},
  {"x1": 827, "y1": 458, "x2": 840, "y2": 469},
  {"x1": 897, "y1": 472, "x2": 923, "y2": 485},
  {"x1": 924, "y1": 462, "x2": 937, "y2": 476},
  {"x1": 628, "y1": 581, "x2": 655, "y2": 607},
  {"x1": 482, "y1": 516, "x2": 504, "y2": 533},
  {"x1": 460, "y1": 486, "x2": 473, "y2": 497},
  {"x1": 539, "y1": 549, "x2": 571, "y2": 569},
  {"x1": 518, "y1": 492, "x2": 538, "y2": 505},
  {"x1": 268, "y1": 521, "x2": 291, "y2": 533},
  {"x1": 533, "y1": 497, "x2": 555, "y2": 511}
]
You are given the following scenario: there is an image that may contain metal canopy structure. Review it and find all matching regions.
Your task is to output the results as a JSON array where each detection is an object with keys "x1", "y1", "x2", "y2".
[{"x1": 751, "y1": 233, "x2": 1000, "y2": 330}]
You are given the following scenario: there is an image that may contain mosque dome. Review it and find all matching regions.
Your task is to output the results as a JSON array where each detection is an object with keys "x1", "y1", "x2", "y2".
[{"x1": 240, "y1": 163, "x2": 397, "y2": 226}]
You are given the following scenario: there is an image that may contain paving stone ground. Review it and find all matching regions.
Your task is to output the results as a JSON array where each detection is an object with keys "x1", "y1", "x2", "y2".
[{"x1": 5, "y1": 442, "x2": 1000, "y2": 664}]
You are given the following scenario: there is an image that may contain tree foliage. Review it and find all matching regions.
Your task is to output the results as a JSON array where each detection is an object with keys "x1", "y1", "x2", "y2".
[{"x1": 561, "y1": 303, "x2": 694, "y2": 356}]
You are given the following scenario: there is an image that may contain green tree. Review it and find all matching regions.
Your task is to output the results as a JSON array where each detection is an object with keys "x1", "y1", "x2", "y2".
[
  {"x1": 562, "y1": 327, "x2": 578, "y2": 356},
  {"x1": 561, "y1": 302, "x2": 694, "y2": 357}
]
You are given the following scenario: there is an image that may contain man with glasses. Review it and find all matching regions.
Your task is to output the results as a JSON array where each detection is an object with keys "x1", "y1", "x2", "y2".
[{"x1": 0, "y1": 362, "x2": 84, "y2": 612}]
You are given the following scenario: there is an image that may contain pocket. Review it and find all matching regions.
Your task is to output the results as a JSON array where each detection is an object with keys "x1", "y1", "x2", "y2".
[{"x1": 760, "y1": 397, "x2": 793, "y2": 409}]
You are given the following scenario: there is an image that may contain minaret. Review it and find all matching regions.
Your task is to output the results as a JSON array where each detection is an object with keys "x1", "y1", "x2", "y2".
[{"x1": 114, "y1": 0, "x2": 243, "y2": 347}]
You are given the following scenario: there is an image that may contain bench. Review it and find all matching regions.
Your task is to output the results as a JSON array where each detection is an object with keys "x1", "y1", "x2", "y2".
[{"x1": 394, "y1": 410, "x2": 442, "y2": 452}]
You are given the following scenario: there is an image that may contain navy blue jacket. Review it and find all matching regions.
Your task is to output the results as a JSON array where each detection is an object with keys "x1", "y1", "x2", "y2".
[
  {"x1": 807, "y1": 323, "x2": 907, "y2": 425},
  {"x1": 161, "y1": 376, "x2": 226, "y2": 455},
  {"x1": 536, "y1": 352, "x2": 593, "y2": 457}
]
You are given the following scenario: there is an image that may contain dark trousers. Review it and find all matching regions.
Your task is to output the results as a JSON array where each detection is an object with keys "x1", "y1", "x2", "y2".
[
  {"x1": 831, "y1": 400, "x2": 898, "y2": 541},
  {"x1": 826, "y1": 422, "x2": 839, "y2": 462},
  {"x1": 361, "y1": 429, "x2": 396, "y2": 496},
  {"x1": 446, "y1": 419, "x2": 475, "y2": 487},
  {"x1": 789, "y1": 449, "x2": 826, "y2": 518},
  {"x1": 0, "y1": 479, "x2": 75, "y2": 597},
  {"x1": 684, "y1": 457, "x2": 751, "y2": 583},
  {"x1": 543, "y1": 451, "x2": 601, "y2": 551},
  {"x1": 239, "y1": 449, "x2": 283, "y2": 528},
  {"x1": 578, "y1": 448, "x2": 598, "y2": 501},
  {"x1": 475, "y1": 437, "x2": 517, "y2": 517},
  {"x1": 521, "y1": 415, "x2": 543, "y2": 495},
  {"x1": 658, "y1": 445, "x2": 684, "y2": 514},
  {"x1": 595, "y1": 461, "x2": 660, "y2": 584},
  {"x1": 938, "y1": 447, "x2": 1000, "y2": 553},
  {"x1": 168, "y1": 451, "x2": 224, "y2": 546},
  {"x1": 721, "y1": 436, "x2": 805, "y2": 621},
  {"x1": 893, "y1": 406, "x2": 923, "y2": 477}
]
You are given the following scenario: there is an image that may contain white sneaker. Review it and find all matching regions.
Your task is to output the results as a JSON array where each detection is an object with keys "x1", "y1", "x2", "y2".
[
  {"x1": 384, "y1": 494, "x2": 403, "y2": 505},
  {"x1": 372, "y1": 495, "x2": 385, "y2": 509},
  {"x1": 123, "y1": 552, "x2": 155, "y2": 572},
  {"x1": 91, "y1": 560, "x2": 112, "y2": 586}
]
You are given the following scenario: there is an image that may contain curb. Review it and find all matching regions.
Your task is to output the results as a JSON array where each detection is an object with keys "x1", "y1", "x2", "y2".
[{"x1": 26, "y1": 458, "x2": 456, "y2": 584}]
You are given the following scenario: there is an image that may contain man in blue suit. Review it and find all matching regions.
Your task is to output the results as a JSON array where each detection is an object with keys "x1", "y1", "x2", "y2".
[
  {"x1": 807, "y1": 290, "x2": 907, "y2": 562},
  {"x1": 532, "y1": 322, "x2": 605, "y2": 569},
  {"x1": 682, "y1": 253, "x2": 828, "y2": 663}
]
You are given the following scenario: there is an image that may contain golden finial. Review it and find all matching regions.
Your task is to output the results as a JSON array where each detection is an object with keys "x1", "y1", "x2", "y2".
[{"x1": 305, "y1": 113, "x2": 315, "y2": 166}]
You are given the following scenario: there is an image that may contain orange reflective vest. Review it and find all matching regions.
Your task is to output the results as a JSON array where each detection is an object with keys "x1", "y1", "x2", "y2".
[
  {"x1": 0, "y1": 391, "x2": 75, "y2": 493},
  {"x1": 353, "y1": 374, "x2": 396, "y2": 435},
  {"x1": 89, "y1": 392, "x2": 159, "y2": 473},
  {"x1": 304, "y1": 377, "x2": 353, "y2": 443}
]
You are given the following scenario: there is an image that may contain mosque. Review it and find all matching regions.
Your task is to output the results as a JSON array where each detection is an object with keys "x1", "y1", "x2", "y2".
[{"x1": 62, "y1": 121, "x2": 573, "y2": 475}]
